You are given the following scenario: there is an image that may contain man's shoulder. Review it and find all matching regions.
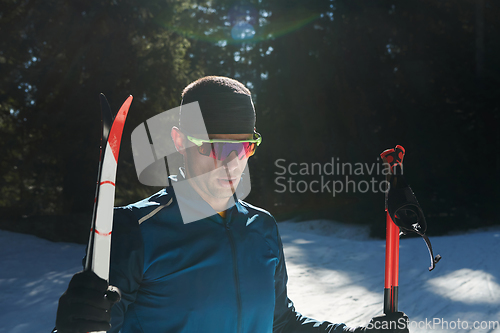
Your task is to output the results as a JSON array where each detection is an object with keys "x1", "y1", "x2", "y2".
[
  {"x1": 238, "y1": 201, "x2": 282, "y2": 255},
  {"x1": 114, "y1": 188, "x2": 175, "y2": 224},
  {"x1": 238, "y1": 200, "x2": 274, "y2": 217},
  {"x1": 237, "y1": 200, "x2": 277, "y2": 228}
]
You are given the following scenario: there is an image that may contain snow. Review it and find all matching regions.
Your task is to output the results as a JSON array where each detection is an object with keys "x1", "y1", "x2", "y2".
[
  {"x1": 280, "y1": 220, "x2": 500, "y2": 332},
  {"x1": 1, "y1": 220, "x2": 499, "y2": 332}
]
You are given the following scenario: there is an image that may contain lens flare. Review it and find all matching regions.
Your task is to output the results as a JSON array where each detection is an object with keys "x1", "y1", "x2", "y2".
[
  {"x1": 153, "y1": 4, "x2": 320, "y2": 44},
  {"x1": 228, "y1": 4, "x2": 257, "y2": 40},
  {"x1": 231, "y1": 22, "x2": 256, "y2": 40}
]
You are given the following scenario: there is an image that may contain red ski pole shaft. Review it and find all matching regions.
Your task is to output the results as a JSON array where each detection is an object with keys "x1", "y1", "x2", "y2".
[
  {"x1": 384, "y1": 211, "x2": 399, "y2": 313},
  {"x1": 380, "y1": 145, "x2": 405, "y2": 314}
]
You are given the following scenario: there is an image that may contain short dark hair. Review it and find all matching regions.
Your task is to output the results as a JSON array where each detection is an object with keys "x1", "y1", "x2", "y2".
[{"x1": 181, "y1": 76, "x2": 251, "y2": 101}]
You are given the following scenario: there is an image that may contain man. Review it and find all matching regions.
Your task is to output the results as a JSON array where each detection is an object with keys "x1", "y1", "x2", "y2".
[{"x1": 54, "y1": 76, "x2": 408, "y2": 332}]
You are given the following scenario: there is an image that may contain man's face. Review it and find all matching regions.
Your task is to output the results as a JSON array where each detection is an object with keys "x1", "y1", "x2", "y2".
[{"x1": 174, "y1": 129, "x2": 253, "y2": 201}]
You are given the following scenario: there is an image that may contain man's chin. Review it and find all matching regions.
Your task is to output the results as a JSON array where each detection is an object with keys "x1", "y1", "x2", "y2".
[{"x1": 210, "y1": 179, "x2": 240, "y2": 197}]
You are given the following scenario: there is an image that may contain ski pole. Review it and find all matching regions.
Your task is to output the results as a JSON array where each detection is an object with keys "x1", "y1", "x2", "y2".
[
  {"x1": 380, "y1": 145, "x2": 442, "y2": 315},
  {"x1": 380, "y1": 145, "x2": 405, "y2": 314}
]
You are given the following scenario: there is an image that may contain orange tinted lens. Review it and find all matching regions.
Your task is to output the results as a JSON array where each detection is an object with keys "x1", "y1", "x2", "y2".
[
  {"x1": 197, "y1": 143, "x2": 214, "y2": 157},
  {"x1": 244, "y1": 142, "x2": 256, "y2": 158}
]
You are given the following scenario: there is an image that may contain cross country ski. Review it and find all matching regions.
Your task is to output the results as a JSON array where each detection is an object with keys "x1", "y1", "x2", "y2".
[{"x1": 84, "y1": 94, "x2": 133, "y2": 281}]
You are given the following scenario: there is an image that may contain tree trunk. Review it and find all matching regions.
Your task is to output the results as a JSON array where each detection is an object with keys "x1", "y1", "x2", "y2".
[{"x1": 475, "y1": 0, "x2": 484, "y2": 82}]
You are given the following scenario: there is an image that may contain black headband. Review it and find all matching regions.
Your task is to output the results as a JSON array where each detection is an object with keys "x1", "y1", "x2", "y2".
[{"x1": 180, "y1": 92, "x2": 255, "y2": 134}]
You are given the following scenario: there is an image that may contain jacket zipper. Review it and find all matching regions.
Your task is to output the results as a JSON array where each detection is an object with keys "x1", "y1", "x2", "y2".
[{"x1": 224, "y1": 220, "x2": 242, "y2": 333}]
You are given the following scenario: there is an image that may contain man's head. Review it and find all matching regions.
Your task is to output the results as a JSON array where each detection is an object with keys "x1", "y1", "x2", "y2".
[{"x1": 171, "y1": 76, "x2": 258, "y2": 210}]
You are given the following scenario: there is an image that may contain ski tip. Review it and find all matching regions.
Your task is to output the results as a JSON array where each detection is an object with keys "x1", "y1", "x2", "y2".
[
  {"x1": 99, "y1": 93, "x2": 114, "y2": 123},
  {"x1": 107, "y1": 95, "x2": 133, "y2": 162},
  {"x1": 121, "y1": 95, "x2": 134, "y2": 110},
  {"x1": 99, "y1": 94, "x2": 111, "y2": 108},
  {"x1": 99, "y1": 93, "x2": 109, "y2": 102}
]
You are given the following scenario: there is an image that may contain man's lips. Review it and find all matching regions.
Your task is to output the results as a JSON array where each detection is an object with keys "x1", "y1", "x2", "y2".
[
  {"x1": 217, "y1": 177, "x2": 237, "y2": 182},
  {"x1": 217, "y1": 178, "x2": 238, "y2": 188}
]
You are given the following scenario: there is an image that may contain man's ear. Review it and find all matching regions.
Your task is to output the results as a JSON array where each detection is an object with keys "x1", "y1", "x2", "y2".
[{"x1": 171, "y1": 126, "x2": 186, "y2": 155}]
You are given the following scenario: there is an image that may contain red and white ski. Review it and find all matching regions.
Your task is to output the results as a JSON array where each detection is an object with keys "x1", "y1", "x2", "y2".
[{"x1": 85, "y1": 94, "x2": 133, "y2": 282}]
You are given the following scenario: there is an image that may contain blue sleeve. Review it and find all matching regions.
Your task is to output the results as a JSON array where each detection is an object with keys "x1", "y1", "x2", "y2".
[
  {"x1": 108, "y1": 207, "x2": 145, "y2": 333},
  {"x1": 272, "y1": 225, "x2": 356, "y2": 333}
]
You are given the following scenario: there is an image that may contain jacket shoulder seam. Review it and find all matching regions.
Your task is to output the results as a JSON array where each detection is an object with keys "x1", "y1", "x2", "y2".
[{"x1": 138, "y1": 197, "x2": 173, "y2": 224}]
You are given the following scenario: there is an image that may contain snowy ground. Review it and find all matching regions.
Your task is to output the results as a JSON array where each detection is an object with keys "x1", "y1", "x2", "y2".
[{"x1": 0, "y1": 220, "x2": 499, "y2": 332}]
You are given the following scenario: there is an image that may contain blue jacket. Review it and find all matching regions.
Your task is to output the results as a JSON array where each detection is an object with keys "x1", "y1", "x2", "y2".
[{"x1": 108, "y1": 184, "x2": 350, "y2": 333}]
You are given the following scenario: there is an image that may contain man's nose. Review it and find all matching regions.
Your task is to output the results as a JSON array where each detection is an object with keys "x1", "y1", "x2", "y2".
[{"x1": 222, "y1": 151, "x2": 244, "y2": 172}]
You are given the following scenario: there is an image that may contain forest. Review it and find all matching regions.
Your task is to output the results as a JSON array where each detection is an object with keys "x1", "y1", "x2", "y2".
[{"x1": 1, "y1": 0, "x2": 499, "y2": 242}]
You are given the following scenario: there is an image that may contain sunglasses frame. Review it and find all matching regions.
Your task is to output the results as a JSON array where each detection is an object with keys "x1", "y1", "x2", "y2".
[
  {"x1": 185, "y1": 132, "x2": 262, "y2": 147},
  {"x1": 183, "y1": 132, "x2": 262, "y2": 160}
]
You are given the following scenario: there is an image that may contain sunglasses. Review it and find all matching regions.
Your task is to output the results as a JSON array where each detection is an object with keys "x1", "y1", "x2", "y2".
[{"x1": 185, "y1": 132, "x2": 262, "y2": 161}]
